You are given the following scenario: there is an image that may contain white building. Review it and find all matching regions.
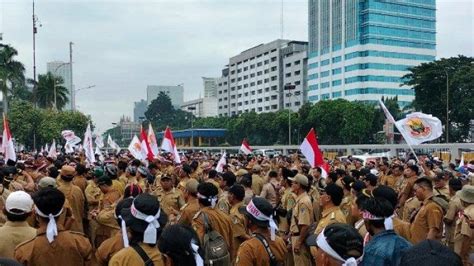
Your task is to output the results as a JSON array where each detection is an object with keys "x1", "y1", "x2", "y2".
[
  {"x1": 307, "y1": 0, "x2": 436, "y2": 107},
  {"x1": 217, "y1": 39, "x2": 308, "y2": 116},
  {"x1": 146, "y1": 85, "x2": 184, "y2": 109},
  {"x1": 202, "y1": 77, "x2": 218, "y2": 98},
  {"x1": 181, "y1": 97, "x2": 218, "y2": 118},
  {"x1": 47, "y1": 61, "x2": 73, "y2": 110}
]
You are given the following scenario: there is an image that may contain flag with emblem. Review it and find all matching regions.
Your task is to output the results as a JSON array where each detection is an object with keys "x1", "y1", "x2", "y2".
[
  {"x1": 140, "y1": 126, "x2": 154, "y2": 161},
  {"x1": 240, "y1": 139, "x2": 252, "y2": 155},
  {"x1": 107, "y1": 134, "x2": 121, "y2": 154},
  {"x1": 128, "y1": 135, "x2": 147, "y2": 161},
  {"x1": 2, "y1": 114, "x2": 16, "y2": 162},
  {"x1": 161, "y1": 127, "x2": 180, "y2": 164},
  {"x1": 216, "y1": 152, "x2": 227, "y2": 173},
  {"x1": 300, "y1": 128, "x2": 329, "y2": 178},
  {"x1": 148, "y1": 123, "x2": 159, "y2": 157},
  {"x1": 395, "y1": 112, "x2": 443, "y2": 146}
]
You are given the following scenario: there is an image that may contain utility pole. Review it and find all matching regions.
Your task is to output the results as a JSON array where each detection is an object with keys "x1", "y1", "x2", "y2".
[
  {"x1": 69, "y1": 42, "x2": 74, "y2": 110},
  {"x1": 280, "y1": 0, "x2": 284, "y2": 39},
  {"x1": 444, "y1": 68, "x2": 449, "y2": 143},
  {"x1": 32, "y1": 0, "x2": 38, "y2": 108}
]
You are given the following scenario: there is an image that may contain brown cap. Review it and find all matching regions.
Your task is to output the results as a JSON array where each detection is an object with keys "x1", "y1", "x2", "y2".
[
  {"x1": 288, "y1": 174, "x2": 308, "y2": 186},
  {"x1": 61, "y1": 165, "x2": 75, "y2": 176},
  {"x1": 235, "y1": 169, "x2": 248, "y2": 176},
  {"x1": 185, "y1": 179, "x2": 199, "y2": 194}
]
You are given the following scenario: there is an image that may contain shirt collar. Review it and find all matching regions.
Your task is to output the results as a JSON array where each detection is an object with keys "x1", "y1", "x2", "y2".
[{"x1": 322, "y1": 206, "x2": 339, "y2": 218}]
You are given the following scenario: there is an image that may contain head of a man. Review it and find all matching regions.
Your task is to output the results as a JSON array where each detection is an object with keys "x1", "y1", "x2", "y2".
[
  {"x1": 320, "y1": 183, "x2": 343, "y2": 209},
  {"x1": 413, "y1": 177, "x2": 433, "y2": 201}
]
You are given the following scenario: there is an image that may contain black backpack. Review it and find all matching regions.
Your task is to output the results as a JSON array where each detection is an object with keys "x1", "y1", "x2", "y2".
[{"x1": 202, "y1": 212, "x2": 231, "y2": 266}]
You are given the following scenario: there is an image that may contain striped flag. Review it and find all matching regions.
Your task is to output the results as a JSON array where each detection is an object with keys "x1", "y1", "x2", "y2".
[
  {"x1": 240, "y1": 139, "x2": 252, "y2": 155},
  {"x1": 300, "y1": 128, "x2": 328, "y2": 177}
]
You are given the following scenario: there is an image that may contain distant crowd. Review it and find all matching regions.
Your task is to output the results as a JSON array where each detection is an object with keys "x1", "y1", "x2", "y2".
[{"x1": 0, "y1": 150, "x2": 472, "y2": 266}]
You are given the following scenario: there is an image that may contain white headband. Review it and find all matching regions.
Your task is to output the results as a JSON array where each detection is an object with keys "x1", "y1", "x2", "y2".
[
  {"x1": 130, "y1": 202, "x2": 161, "y2": 244},
  {"x1": 35, "y1": 206, "x2": 63, "y2": 243},
  {"x1": 384, "y1": 214, "x2": 394, "y2": 230},
  {"x1": 191, "y1": 241, "x2": 204, "y2": 266},
  {"x1": 197, "y1": 193, "x2": 218, "y2": 208},
  {"x1": 360, "y1": 210, "x2": 384, "y2": 220},
  {"x1": 316, "y1": 229, "x2": 363, "y2": 266},
  {"x1": 118, "y1": 215, "x2": 129, "y2": 247},
  {"x1": 246, "y1": 200, "x2": 278, "y2": 241}
]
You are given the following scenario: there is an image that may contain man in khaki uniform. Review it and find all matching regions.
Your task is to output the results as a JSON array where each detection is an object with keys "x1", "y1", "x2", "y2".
[
  {"x1": 409, "y1": 177, "x2": 444, "y2": 244},
  {"x1": 433, "y1": 173, "x2": 450, "y2": 200},
  {"x1": 340, "y1": 176, "x2": 355, "y2": 225},
  {"x1": 58, "y1": 165, "x2": 85, "y2": 233},
  {"x1": 454, "y1": 185, "x2": 474, "y2": 265},
  {"x1": 175, "y1": 179, "x2": 200, "y2": 227},
  {"x1": 0, "y1": 191, "x2": 36, "y2": 259},
  {"x1": 398, "y1": 165, "x2": 419, "y2": 211},
  {"x1": 217, "y1": 172, "x2": 235, "y2": 214},
  {"x1": 288, "y1": 174, "x2": 313, "y2": 266},
  {"x1": 314, "y1": 183, "x2": 346, "y2": 235},
  {"x1": 228, "y1": 184, "x2": 250, "y2": 260},
  {"x1": 15, "y1": 187, "x2": 93, "y2": 265},
  {"x1": 236, "y1": 197, "x2": 287, "y2": 266},
  {"x1": 192, "y1": 182, "x2": 234, "y2": 260},
  {"x1": 251, "y1": 165, "x2": 264, "y2": 195},
  {"x1": 72, "y1": 164, "x2": 88, "y2": 193},
  {"x1": 152, "y1": 175, "x2": 185, "y2": 216},
  {"x1": 444, "y1": 178, "x2": 463, "y2": 249}
]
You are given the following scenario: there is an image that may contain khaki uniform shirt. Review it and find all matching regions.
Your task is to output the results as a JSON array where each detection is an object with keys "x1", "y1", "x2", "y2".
[
  {"x1": 290, "y1": 192, "x2": 313, "y2": 234},
  {"x1": 235, "y1": 233, "x2": 287, "y2": 266},
  {"x1": 309, "y1": 186, "x2": 321, "y2": 223},
  {"x1": 398, "y1": 176, "x2": 418, "y2": 201},
  {"x1": 279, "y1": 188, "x2": 296, "y2": 233},
  {"x1": 434, "y1": 185, "x2": 450, "y2": 200},
  {"x1": 454, "y1": 204, "x2": 474, "y2": 265},
  {"x1": 154, "y1": 188, "x2": 185, "y2": 216},
  {"x1": 58, "y1": 182, "x2": 85, "y2": 233},
  {"x1": 72, "y1": 175, "x2": 88, "y2": 193},
  {"x1": 315, "y1": 206, "x2": 346, "y2": 235},
  {"x1": 112, "y1": 180, "x2": 125, "y2": 197},
  {"x1": 402, "y1": 197, "x2": 421, "y2": 222},
  {"x1": 192, "y1": 207, "x2": 234, "y2": 259},
  {"x1": 176, "y1": 198, "x2": 200, "y2": 227},
  {"x1": 85, "y1": 181, "x2": 102, "y2": 210},
  {"x1": 0, "y1": 221, "x2": 36, "y2": 259},
  {"x1": 109, "y1": 243, "x2": 164, "y2": 266},
  {"x1": 340, "y1": 194, "x2": 353, "y2": 225},
  {"x1": 95, "y1": 232, "x2": 125, "y2": 266},
  {"x1": 380, "y1": 174, "x2": 400, "y2": 190},
  {"x1": 217, "y1": 191, "x2": 231, "y2": 214},
  {"x1": 230, "y1": 201, "x2": 248, "y2": 258},
  {"x1": 15, "y1": 225, "x2": 93, "y2": 265},
  {"x1": 243, "y1": 188, "x2": 254, "y2": 205},
  {"x1": 251, "y1": 174, "x2": 264, "y2": 196},
  {"x1": 445, "y1": 194, "x2": 463, "y2": 246},
  {"x1": 260, "y1": 181, "x2": 278, "y2": 208},
  {"x1": 409, "y1": 196, "x2": 443, "y2": 244}
]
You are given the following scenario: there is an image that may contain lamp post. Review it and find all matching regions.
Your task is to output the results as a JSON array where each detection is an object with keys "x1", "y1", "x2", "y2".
[
  {"x1": 284, "y1": 84, "x2": 296, "y2": 145},
  {"x1": 187, "y1": 106, "x2": 196, "y2": 149},
  {"x1": 443, "y1": 68, "x2": 449, "y2": 143}
]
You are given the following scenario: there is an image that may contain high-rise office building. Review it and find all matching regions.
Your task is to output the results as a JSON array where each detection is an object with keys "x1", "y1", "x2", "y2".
[
  {"x1": 133, "y1": 99, "x2": 147, "y2": 122},
  {"x1": 307, "y1": 0, "x2": 436, "y2": 107},
  {"x1": 47, "y1": 61, "x2": 73, "y2": 110},
  {"x1": 146, "y1": 85, "x2": 184, "y2": 109},
  {"x1": 202, "y1": 77, "x2": 218, "y2": 98},
  {"x1": 217, "y1": 39, "x2": 308, "y2": 116}
]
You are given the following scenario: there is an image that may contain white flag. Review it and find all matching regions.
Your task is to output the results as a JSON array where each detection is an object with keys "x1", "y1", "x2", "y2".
[
  {"x1": 107, "y1": 134, "x2": 121, "y2": 154},
  {"x1": 216, "y1": 152, "x2": 227, "y2": 173},
  {"x1": 128, "y1": 135, "x2": 147, "y2": 160},
  {"x1": 460, "y1": 153, "x2": 465, "y2": 168},
  {"x1": 95, "y1": 146, "x2": 104, "y2": 161},
  {"x1": 395, "y1": 112, "x2": 443, "y2": 146},
  {"x1": 95, "y1": 134, "x2": 104, "y2": 148},
  {"x1": 64, "y1": 142, "x2": 74, "y2": 154},
  {"x1": 48, "y1": 139, "x2": 57, "y2": 159},
  {"x1": 148, "y1": 124, "x2": 159, "y2": 157},
  {"x1": 45, "y1": 143, "x2": 49, "y2": 153},
  {"x1": 378, "y1": 99, "x2": 396, "y2": 124},
  {"x1": 2, "y1": 114, "x2": 16, "y2": 162},
  {"x1": 83, "y1": 123, "x2": 96, "y2": 164}
]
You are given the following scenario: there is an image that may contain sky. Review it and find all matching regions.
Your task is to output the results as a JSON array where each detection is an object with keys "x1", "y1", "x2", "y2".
[{"x1": 1, "y1": 0, "x2": 473, "y2": 134}]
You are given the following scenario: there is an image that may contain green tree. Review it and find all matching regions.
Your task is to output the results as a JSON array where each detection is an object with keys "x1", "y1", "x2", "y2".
[
  {"x1": 145, "y1": 91, "x2": 193, "y2": 131},
  {"x1": 0, "y1": 44, "x2": 26, "y2": 114},
  {"x1": 36, "y1": 72, "x2": 69, "y2": 110},
  {"x1": 403, "y1": 55, "x2": 474, "y2": 142}
]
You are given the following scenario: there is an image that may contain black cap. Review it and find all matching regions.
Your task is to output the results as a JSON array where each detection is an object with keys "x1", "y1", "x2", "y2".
[
  {"x1": 239, "y1": 197, "x2": 273, "y2": 227},
  {"x1": 121, "y1": 194, "x2": 168, "y2": 234},
  {"x1": 97, "y1": 176, "x2": 112, "y2": 186},
  {"x1": 306, "y1": 223, "x2": 363, "y2": 261},
  {"x1": 364, "y1": 173, "x2": 378, "y2": 185},
  {"x1": 400, "y1": 240, "x2": 462, "y2": 266}
]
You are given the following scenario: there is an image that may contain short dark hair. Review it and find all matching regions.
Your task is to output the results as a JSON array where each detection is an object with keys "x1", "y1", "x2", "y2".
[
  {"x1": 408, "y1": 165, "x2": 419, "y2": 174},
  {"x1": 32, "y1": 187, "x2": 65, "y2": 220},
  {"x1": 415, "y1": 177, "x2": 433, "y2": 190},
  {"x1": 268, "y1": 171, "x2": 278, "y2": 178},
  {"x1": 158, "y1": 224, "x2": 204, "y2": 266},
  {"x1": 75, "y1": 164, "x2": 87, "y2": 175},
  {"x1": 48, "y1": 167, "x2": 59, "y2": 179},
  {"x1": 221, "y1": 172, "x2": 236, "y2": 187},
  {"x1": 118, "y1": 161, "x2": 128, "y2": 171},
  {"x1": 197, "y1": 182, "x2": 218, "y2": 207},
  {"x1": 448, "y1": 178, "x2": 462, "y2": 191},
  {"x1": 208, "y1": 170, "x2": 217, "y2": 179},
  {"x1": 115, "y1": 198, "x2": 133, "y2": 226},
  {"x1": 373, "y1": 185, "x2": 398, "y2": 209},
  {"x1": 328, "y1": 172, "x2": 338, "y2": 183},
  {"x1": 240, "y1": 175, "x2": 252, "y2": 188},
  {"x1": 360, "y1": 197, "x2": 394, "y2": 228},
  {"x1": 131, "y1": 159, "x2": 141, "y2": 167},
  {"x1": 4, "y1": 209, "x2": 30, "y2": 222},
  {"x1": 229, "y1": 184, "x2": 245, "y2": 201},
  {"x1": 324, "y1": 183, "x2": 344, "y2": 206}
]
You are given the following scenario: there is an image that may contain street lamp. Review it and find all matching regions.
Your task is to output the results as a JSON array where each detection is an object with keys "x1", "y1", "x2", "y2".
[
  {"x1": 443, "y1": 68, "x2": 449, "y2": 143},
  {"x1": 284, "y1": 84, "x2": 296, "y2": 145},
  {"x1": 52, "y1": 62, "x2": 69, "y2": 110},
  {"x1": 187, "y1": 106, "x2": 196, "y2": 149}
]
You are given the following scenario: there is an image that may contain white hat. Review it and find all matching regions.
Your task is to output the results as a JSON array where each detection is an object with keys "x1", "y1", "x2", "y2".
[
  {"x1": 370, "y1": 169, "x2": 379, "y2": 176},
  {"x1": 5, "y1": 191, "x2": 34, "y2": 214}
]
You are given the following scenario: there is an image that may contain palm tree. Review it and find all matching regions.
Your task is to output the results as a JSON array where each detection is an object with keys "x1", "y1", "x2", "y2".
[
  {"x1": 37, "y1": 72, "x2": 69, "y2": 110},
  {"x1": 0, "y1": 44, "x2": 26, "y2": 114}
]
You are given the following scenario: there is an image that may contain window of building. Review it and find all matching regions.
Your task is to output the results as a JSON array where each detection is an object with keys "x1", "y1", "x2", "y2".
[
  {"x1": 286, "y1": 63, "x2": 291, "y2": 67},
  {"x1": 294, "y1": 60, "x2": 301, "y2": 65},
  {"x1": 258, "y1": 107, "x2": 263, "y2": 112},
  {"x1": 265, "y1": 97, "x2": 270, "y2": 101},
  {"x1": 286, "y1": 73, "x2": 291, "y2": 77},
  {"x1": 251, "y1": 100, "x2": 255, "y2": 104},
  {"x1": 271, "y1": 85, "x2": 277, "y2": 90},
  {"x1": 237, "y1": 77, "x2": 242, "y2": 81},
  {"x1": 271, "y1": 76, "x2": 277, "y2": 81},
  {"x1": 271, "y1": 57, "x2": 277, "y2": 62},
  {"x1": 258, "y1": 98, "x2": 263, "y2": 103},
  {"x1": 271, "y1": 95, "x2": 278, "y2": 100},
  {"x1": 237, "y1": 69, "x2": 242, "y2": 73},
  {"x1": 264, "y1": 69, "x2": 270, "y2": 74},
  {"x1": 251, "y1": 91, "x2": 255, "y2": 95},
  {"x1": 250, "y1": 73, "x2": 255, "y2": 78},
  {"x1": 265, "y1": 87, "x2": 270, "y2": 92},
  {"x1": 264, "y1": 60, "x2": 269, "y2": 65},
  {"x1": 250, "y1": 64, "x2": 255, "y2": 69},
  {"x1": 271, "y1": 104, "x2": 278, "y2": 109},
  {"x1": 231, "y1": 79, "x2": 235, "y2": 82},
  {"x1": 244, "y1": 66, "x2": 248, "y2": 71},
  {"x1": 295, "y1": 81, "x2": 301, "y2": 85},
  {"x1": 243, "y1": 75, "x2": 248, "y2": 80},
  {"x1": 295, "y1": 101, "x2": 301, "y2": 106},
  {"x1": 244, "y1": 101, "x2": 248, "y2": 105},
  {"x1": 265, "y1": 106, "x2": 270, "y2": 110},
  {"x1": 257, "y1": 80, "x2": 263, "y2": 85},
  {"x1": 257, "y1": 71, "x2": 262, "y2": 76},
  {"x1": 257, "y1": 62, "x2": 263, "y2": 67},
  {"x1": 244, "y1": 84, "x2": 248, "y2": 88},
  {"x1": 264, "y1": 78, "x2": 269, "y2": 83},
  {"x1": 271, "y1": 66, "x2": 277, "y2": 71},
  {"x1": 294, "y1": 70, "x2": 301, "y2": 76},
  {"x1": 257, "y1": 89, "x2": 263, "y2": 94}
]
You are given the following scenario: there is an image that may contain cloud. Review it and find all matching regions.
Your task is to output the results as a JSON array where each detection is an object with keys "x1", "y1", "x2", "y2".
[{"x1": 1, "y1": 0, "x2": 472, "y2": 134}]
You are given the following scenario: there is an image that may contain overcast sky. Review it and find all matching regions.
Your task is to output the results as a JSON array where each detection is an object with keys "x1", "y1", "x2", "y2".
[{"x1": 1, "y1": 0, "x2": 473, "y2": 133}]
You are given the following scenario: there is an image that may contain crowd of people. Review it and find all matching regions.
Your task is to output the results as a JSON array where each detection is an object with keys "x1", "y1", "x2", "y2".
[{"x1": 0, "y1": 150, "x2": 472, "y2": 266}]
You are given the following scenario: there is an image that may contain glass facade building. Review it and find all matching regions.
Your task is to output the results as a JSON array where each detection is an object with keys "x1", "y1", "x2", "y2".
[{"x1": 307, "y1": 0, "x2": 436, "y2": 106}]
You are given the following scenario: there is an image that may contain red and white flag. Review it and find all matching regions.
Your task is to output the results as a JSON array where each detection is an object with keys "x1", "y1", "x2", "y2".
[
  {"x1": 161, "y1": 127, "x2": 180, "y2": 164},
  {"x1": 216, "y1": 152, "x2": 227, "y2": 173},
  {"x1": 140, "y1": 126, "x2": 154, "y2": 161},
  {"x1": 240, "y1": 139, "x2": 252, "y2": 155},
  {"x1": 83, "y1": 123, "x2": 96, "y2": 164},
  {"x1": 300, "y1": 128, "x2": 329, "y2": 178},
  {"x1": 147, "y1": 124, "x2": 159, "y2": 157},
  {"x1": 2, "y1": 114, "x2": 16, "y2": 162}
]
